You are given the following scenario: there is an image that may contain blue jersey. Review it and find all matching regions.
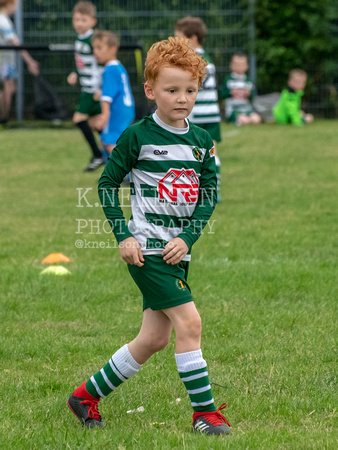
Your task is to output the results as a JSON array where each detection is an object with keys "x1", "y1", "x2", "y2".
[{"x1": 101, "y1": 60, "x2": 135, "y2": 146}]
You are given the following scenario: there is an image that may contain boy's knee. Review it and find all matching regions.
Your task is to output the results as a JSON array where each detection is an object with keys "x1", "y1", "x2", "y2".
[
  {"x1": 144, "y1": 334, "x2": 170, "y2": 353},
  {"x1": 182, "y1": 314, "x2": 202, "y2": 339}
]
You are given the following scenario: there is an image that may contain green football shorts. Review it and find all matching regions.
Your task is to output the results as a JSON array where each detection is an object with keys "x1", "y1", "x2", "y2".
[
  {"x1": 128, "y1": 255, "x2": 193, "y2": 310},
  {"x1": 75, "y1": 92, "x2": 101, "y2": 116}
]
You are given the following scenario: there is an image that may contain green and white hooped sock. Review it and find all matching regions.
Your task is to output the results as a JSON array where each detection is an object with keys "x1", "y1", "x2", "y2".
[
  {"x1": 175, "y1": 350, "x2": 216, "y2": 412},
  {"x1": 86, "y1": 344, "x2": 142, "y2": 399}
]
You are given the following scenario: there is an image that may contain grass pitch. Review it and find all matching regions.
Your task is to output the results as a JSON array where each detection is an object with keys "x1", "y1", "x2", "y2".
[{"x1": 0, "y1": 121, "x2": 337, "y2": 449}]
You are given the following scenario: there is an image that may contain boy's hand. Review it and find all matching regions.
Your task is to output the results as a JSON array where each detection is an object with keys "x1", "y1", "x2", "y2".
[
  {"x1": 119, "y1": 237, "x2": 144, "y2": 267},
  {"x1": 27, "y1": 59, "x2": 39, "y2": 76},
  {"x1": 304, "y1": 113, "x2": 314, "y2": 123},
  {"x1": 67, "y1": 72, "x2": 78, "y2": 85},
  {"x1": 95, "y1": 113, "x2": 109, "y2": 131},
  {"x1": 93, "y1": 89, "x2": 101, "y2": 101},
  {"x1": 162, "y1": 238, "x2": 188, "y2": 265}
]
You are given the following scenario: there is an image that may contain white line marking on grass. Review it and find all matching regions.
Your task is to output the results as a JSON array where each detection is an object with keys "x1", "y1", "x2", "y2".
[{"x1": 222, "y1": 129, "x2": 240, "y2": 138}]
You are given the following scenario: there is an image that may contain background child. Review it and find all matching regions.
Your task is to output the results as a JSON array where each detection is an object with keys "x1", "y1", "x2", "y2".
[
  {"x1": 220, "y1": 53, "x2": 261, "y2": 125},
  {"x1": 67, "y1": 37, "x2": 231, "y2": 436},
  {"x1": 92, "y1": 30, "x2": 135, "y2": 158},
  {"x1": 0, "y1": 0, "x2": 39, "y2": 123},
  {"x1": 174, "y1": 16, "x2": 222, "y2": 201},
  {"x1": 273, "y1": 69, "x2": 314, "y2": 126},
  {"x1": 67, "y1": 1, "x2": 104, "y2": 172}
]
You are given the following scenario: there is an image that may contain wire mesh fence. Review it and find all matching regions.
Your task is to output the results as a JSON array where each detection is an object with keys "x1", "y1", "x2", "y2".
[
  {"x1": 2, "y1": 0, "x2": 337, "y2": 121},
  {"x1": 8, "y1": 0, "x2": 250, "y2": 121}
]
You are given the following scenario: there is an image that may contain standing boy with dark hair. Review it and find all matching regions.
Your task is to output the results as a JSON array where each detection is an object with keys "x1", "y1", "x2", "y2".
[
  {"x1": 220, "y1": 53, "x2": 261, "y2": 125},
  {"x1": 273, "y1": 69, "x2": 313, "y2": 126},
  {"x1": 67, "y1": 1, "x2": 104, "y2": 172},
  {"x1": 67, "y1": 36, "x2": 231, "y2": 437},
  {"x1": 175, "y1": 16, "x2": 222, "y2": 202},
  {"x1": 92, "y1": 30, "x2": 135, "y2": 156}
]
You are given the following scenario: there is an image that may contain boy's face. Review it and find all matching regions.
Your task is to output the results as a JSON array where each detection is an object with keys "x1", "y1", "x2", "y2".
[
  {"x1": 93, "y1": 39, "x2": 117, "y2": 65},
  {"x1": 144, "y1": 67, "x2": 199, "y2": 128},
  {"x1": 230, "y1": 56, "x2": 248, "y2": 75},
  {"x1": 72, "y1": 12, "x2": 96, "y2": 35},
  {"x1": 6, "y1": 1, "x2": 17, "y2": 15},
  {"x1": 288, "y1": 74, "x2": 307, "y2": 91}
]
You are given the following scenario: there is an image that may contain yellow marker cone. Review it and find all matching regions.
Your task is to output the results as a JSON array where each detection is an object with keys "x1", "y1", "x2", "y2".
[{"x1": 40, "y1": 265, "x2": 71, "y2": 276}]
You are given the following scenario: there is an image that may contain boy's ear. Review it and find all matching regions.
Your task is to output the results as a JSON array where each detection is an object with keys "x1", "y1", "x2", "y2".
[
  {"x1": 190, "y1": 34, "x2": 199, "y2": 46},
  {"x1": 144, "y1": 82, "x2": 155, "y2": 101}
]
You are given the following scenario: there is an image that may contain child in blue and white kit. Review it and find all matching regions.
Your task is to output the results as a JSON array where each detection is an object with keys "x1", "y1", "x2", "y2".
[{"x1": 92, "y1": 30, "x2": 135, "y2": 160}]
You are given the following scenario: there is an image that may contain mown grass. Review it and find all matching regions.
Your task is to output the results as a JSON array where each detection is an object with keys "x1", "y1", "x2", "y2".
[{"x1": 0, "y1": 121, "x2": 337, "y2": 449}]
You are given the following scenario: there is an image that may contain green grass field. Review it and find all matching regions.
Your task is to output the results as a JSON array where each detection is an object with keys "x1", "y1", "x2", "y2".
[{"x1": 0, "y1": 121, "x2": 337, "y2": 449}]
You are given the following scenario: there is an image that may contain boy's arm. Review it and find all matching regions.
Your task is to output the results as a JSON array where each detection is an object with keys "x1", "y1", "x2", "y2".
[
  {"x1": 96, "y1": 67, "x2": 118, "y2": 130},
  {"x1": 177, "y1": 143, "x2": 217, "y2": 251},
  {"x1": 220, "y1": 77, "x2": 231, "y2": 99},
  {"x1": 20, "y1": 49, "x2": 39, "y2": 75},
  {"x1": 96, "y1": 100, "x2": 110, "y2": 131},
  {"x1": 9, "y1": 36, "x2": 39, "y2": 75},
  {"x1": 98, "y1": 129, "x2": 138, "y2": 243}
]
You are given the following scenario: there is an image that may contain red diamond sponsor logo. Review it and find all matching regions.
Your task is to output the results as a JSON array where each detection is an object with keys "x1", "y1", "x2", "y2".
[{"x1": 158, "y1": 169, "x2": 199, "y2": 203}]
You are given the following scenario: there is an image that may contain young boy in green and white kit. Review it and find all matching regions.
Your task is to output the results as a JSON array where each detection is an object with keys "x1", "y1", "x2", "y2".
[
  {"x1": 220, "y1": 53, "x2": 261, "y2": 125},
  {"x1": 67, "y1": 37, "x2": 231, "y2": 436},
  {"x1": 67, "y1": 1, "x2": 104, "y2": 172}
]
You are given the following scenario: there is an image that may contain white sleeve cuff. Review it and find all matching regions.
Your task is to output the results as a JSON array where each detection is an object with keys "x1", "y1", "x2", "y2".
[{"x1": 101, "y1": 95, "x2": 113, "y2": 103}]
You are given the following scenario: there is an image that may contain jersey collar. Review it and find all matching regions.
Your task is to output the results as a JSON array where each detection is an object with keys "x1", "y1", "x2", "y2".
[
  {"x1": 105, "y1": 60, "x2": 119, "y2": 67},
  {"x1": 231, "y1": 72, "x2": 246, "y2": 80},
  {"x1": 153, "y1": 112, "x2": 189, "y2": 134},
  {"x1": 77, "y1": 29, "x2": 93, "y2": 40}
]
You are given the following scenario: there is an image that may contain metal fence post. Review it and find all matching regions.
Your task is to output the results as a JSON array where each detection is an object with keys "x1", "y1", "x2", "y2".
[
  {"x1": 248, "y1": 0, "x2": 257, "y2": 88},
  {"x1": 14, "y1": 0, "x2": 24, "y2": 122}
]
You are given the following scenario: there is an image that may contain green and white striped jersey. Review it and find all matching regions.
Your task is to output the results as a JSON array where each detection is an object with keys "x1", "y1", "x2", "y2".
[
  {"x1": 74, "y1": 29, "x2": 102, "y2": 93},
  {"x1": 98, "y1": 113, "x2": 217, "y2": 261},
  {"x1": 189, "y1": 48, "x2": 221, "y2": 125}
]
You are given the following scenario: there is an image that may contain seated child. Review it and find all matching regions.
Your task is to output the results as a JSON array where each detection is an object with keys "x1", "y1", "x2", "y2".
[
  {"x1": 273, "y1": 69, "x2": 313, "y2": 125},
  {"x1": 220, "y1": 53, "x2": 261, "y2": 125},
  {"x1": 92, "y1": 30, "x2": 135, "y2": 157}
]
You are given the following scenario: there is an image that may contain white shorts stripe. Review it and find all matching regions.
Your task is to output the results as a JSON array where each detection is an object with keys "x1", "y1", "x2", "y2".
[
  {"x1": 90, "y1": 376, "x2": 106, "y2": 398},
  {"x1": 109, "y1": 358, "x2": 127, "y2": 382},
  {"x1": 180, "y1": 371, "x2": 208, "y2": 382},
  {"x1": 191, "y1": 398, "x2": 214, "y2": 407},
  {"x1": 187, "y1": 384, "x2": 211, "y2": 395},
  {"x1": 100, "y1": 368, "x2": 115, "y2": 391}
]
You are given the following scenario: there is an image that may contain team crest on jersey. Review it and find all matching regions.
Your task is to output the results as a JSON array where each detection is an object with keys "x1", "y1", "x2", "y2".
[
  {"x1": 192, "y1": 147, "x2": 202, "y2": 161},
  {"x1": 158, "y1": 168, "x2": 199, "y2": 204}
]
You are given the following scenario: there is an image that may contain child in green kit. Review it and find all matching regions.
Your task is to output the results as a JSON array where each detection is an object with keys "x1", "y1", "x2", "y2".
[
  {"x1": 67, "y1": 1, "x2": 104, "y2": 172},
  {"x1": 220, "y1": 53, "x2": 261, "y2": 125},
  {"x1": 174, "y1": 16, "x2": 222, "y2": 202},
  {"x1": 67, "y1": 37, "x2": 231, "y2": 436},
  {"x1": 273, "y1": 69, "x2": 314, "y2": 126}
]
